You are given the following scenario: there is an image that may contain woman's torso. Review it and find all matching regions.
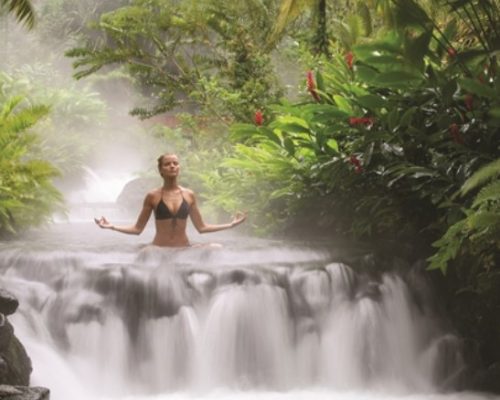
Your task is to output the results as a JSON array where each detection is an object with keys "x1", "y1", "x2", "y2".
[{"x1": 151, "y1": 187, "x2": 192, "y2": 247}]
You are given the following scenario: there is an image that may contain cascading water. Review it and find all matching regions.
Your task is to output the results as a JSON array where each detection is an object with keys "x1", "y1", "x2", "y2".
[
  {"x1": 0, "y1": 172, "x2": 496, "y2": 400},
  {"x1": 0, "y1": 224, "x2": 491, "y2": 400}
]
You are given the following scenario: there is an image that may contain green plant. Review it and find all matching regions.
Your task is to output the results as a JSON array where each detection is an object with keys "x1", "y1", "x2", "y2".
[
  {"x1": 1, "y1": 0, "x2": 34, "y2": 28},
  {"x1": 0, "y1": 95, "x2": 62, "y2": 236},
  {"x1": 429, "y1": 159, "x2": 500, "y2": 274},
  {"x1": 65, "y1": 0, "x2": 283, "y2": 122}
]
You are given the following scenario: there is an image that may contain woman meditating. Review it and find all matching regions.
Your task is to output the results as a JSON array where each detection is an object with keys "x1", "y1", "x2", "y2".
[{"x1": 94, "y1": 153, "x2": 246, "y2": 247}]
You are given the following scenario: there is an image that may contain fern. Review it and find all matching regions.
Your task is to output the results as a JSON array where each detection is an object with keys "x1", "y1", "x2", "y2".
[
  {"x1": 0, "y1": 94, "x2": 63, "y2": 237},
  {"x1": 472, "y1": 180, "x2": 500, "y2": 209},
  {"x1": 461, "y1": 158, "x2": 500, "y2": 195},
  {"x1": 429, "y1": 160, "x2": 500, "y2": 274}
]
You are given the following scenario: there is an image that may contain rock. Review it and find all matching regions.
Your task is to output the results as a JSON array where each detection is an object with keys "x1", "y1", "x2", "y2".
[
  {"x1": 0, "y1": 385, "x2": 50, "y2": 399},
  {"x1": 0, "y1": 290, "x2": 19, "y2": 316},
  {"x1": 0, "y1": 324, "x2": 32, "y2": 386},
  {"x1": 473, "y1": 362, "x2": 500, "y2": 393},
  {"x1": 0, "y1": 314, "x2": 14, "y2": 352},
  {"x1": 116, "y1": 176, "x2": 159, "y2": 213}
]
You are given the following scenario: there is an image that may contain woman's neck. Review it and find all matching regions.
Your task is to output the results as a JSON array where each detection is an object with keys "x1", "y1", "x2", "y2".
[{"x1": 162, "y1": 178, "x2": 179, "y2": 190}]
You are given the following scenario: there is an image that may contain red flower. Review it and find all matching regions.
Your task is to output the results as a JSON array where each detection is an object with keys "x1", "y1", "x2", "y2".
[
  {"x1": 348, "y1": 155, "x2": 363, "y2": 173},
  {"x1": 464, "y1": 94, "x2": 473, "y2": 111},
  {"x1": 447, "y1": 48, "x2": 457, "y2": 58},
  {"x1": 254, "y1": 110, "x2": 263, "y2": 126},
  {"x1": 306, "y1": 70, "x2": 321, "y2": 102},
  {"x1": 349, "y1": 116, "x2": 374, "y2": 127},
  {"x1": 349, "y1": 155, "x2": 360, "y2": 165},
  {"x1": 345, "y1": 52, "x2": 354, "y2": 69},
  {"x1": 449, "y1": 123, "x2": 464, "y2": 144}
]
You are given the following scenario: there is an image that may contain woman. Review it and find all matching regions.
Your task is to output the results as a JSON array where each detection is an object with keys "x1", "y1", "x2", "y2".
[{"x1": 94, "y1": 153, "x2": 246, "y2": 247}]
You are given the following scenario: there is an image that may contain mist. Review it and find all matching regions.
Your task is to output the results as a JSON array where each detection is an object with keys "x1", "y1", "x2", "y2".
[{"x1": 0, "y1": 6, "x2": 176, "y2": 217}]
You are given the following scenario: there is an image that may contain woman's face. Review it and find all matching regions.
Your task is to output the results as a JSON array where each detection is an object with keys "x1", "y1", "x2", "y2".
[{"x1": 159, "y1": 154, "x2": 180, "y2": 178}]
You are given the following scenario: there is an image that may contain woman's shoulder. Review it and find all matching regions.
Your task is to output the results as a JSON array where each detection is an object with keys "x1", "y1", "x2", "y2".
[
  {"x1": 179, "y1": 186, "x2": 196, "y2": 200},
  {"x1": 144, "y1": 187, "x2": 162, "y2": 201}
]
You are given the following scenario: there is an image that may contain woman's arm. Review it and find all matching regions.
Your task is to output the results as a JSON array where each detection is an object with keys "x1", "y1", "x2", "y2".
[
  {"x1": 95, "y1": 193, "x2": 154, "y2": 235},
  {"x1": 188, "y1": 191, "x2": 246, "y2": 234}
]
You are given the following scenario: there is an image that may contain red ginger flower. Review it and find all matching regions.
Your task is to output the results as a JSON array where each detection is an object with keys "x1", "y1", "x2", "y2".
[
  {"x1": 306, "y1": 70, "x2": 321, "y2": 102},
  {"x1": 349, "y1": 116, "x2": 375, "y2": 127},
  {"x1": 254, "y1": 110, "x2": 263, "y2": 126},
  {"x1": 345, "y1": 52, "x2": 354, "y2": 70},
  {"x1": 349, "y1": 155, "x2": 361, "y2": 166},
  {"x1": 464, "y1": 94, "x2": 473, "y2": 111},
  {"x1": 449, "y1": 123, "x2": 464, "y2": 144},
  {"x1": 348, "y1": 155, "x2": 363, "y2": 173}
]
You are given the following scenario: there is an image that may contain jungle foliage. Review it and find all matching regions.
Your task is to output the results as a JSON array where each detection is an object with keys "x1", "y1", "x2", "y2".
[
  {"x1": 200, "y1": 0, "x2": 500, "y2": 369},
  {"x1": 65, "y1": 0, "x2": 284, "y2": 122},
  {"x1": 208, "y1": 0, "x2": 500, "y2": 269},
  {"x1": 0, "y1": 65, "x2": 107, "y2": 183},
  {"x1": 0, "y1": 95, "x2": 62, "y2": 236}
]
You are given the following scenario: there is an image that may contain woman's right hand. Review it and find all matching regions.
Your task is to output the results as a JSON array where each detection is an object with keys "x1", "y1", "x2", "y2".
[{"x1": 94, "y1": 216, "x2": 113, "y2": 229}]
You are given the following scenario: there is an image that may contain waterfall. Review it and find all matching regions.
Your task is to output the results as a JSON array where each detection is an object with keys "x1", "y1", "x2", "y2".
[
  {"x1": 62, "y1": 166, "x2": 136, "y2": 222},
  {"x1": 0, "y1": 225, "x2": 477, "y2": 400}
]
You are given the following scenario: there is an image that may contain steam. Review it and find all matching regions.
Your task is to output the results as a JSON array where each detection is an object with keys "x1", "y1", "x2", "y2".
[{"x1": 1, "y1": 9, "x2": 168, "y2": 212}]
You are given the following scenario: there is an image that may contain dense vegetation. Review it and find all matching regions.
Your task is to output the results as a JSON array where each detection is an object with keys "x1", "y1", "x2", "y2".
[{"x1": 1, "y1": 0, "x2": 499, "y2": 390}]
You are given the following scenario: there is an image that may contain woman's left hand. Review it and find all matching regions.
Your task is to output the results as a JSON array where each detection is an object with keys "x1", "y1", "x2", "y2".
[{"x1": 231, "y1": 211, "x2": 247, "y2": 227}]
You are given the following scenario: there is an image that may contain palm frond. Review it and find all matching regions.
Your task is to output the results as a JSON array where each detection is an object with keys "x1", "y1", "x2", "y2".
[
  {"x1": 267, "y1": 0, "x2": 314, "y2": 48},
  {"x1": 0, "y1": 0, "x2": 35, "y2": 29}
]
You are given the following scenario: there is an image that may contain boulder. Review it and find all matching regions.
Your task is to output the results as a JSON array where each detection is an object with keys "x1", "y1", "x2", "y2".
[
  {"x1": 0, "y1": 292, "x2": 48, "y2": 397},
  {"x1": 0, "y1": 290, "x2": 19, "y2": 316},
  {"x1": 0, "y1": 385, "x2": 49, "y2": 400},
  {"x1": 0, "y1": 314, "x2": 14, "y2": 351},
  {"x1": 116, "y1": 176, "x2": 159, "y2": 213},
  {"x1": 0, "y1": 327, "x2": 32, "y2": 386}
]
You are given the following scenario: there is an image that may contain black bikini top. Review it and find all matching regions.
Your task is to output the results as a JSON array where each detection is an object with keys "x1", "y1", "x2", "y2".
[{"x1": 154, "y1": 190, "x2": 190, "y2": 220}]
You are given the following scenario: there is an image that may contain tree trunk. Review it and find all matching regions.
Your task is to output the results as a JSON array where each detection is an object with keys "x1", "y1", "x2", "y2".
[{"x1": 312, "y1": 0, "x2": 329, "y2": 57}]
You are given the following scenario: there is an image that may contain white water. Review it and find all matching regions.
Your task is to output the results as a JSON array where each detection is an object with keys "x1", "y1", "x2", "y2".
[{"x1": 0, "y1": 223, "x2": 495, "y2": 400}]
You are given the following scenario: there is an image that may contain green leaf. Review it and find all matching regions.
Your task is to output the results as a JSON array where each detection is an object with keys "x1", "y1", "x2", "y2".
[
  {"x1": 374, "y1": 71, "x2": 423, "y2": 88},
  {"x1": 392, "y1": 0, "x2": 432, "y2": 28},
  {"x1": 461, "y1": 159, "x2": 500, "y2": 195},
  {"x1": 460, "y1": 78, "x2": 496, "y2": 99},
  {"x1": 442, "y1": 79, "x2": 458, "y2": 103},
  {"x1": 316, "y1": 71, "x2": 325, "y2": 92},
  {"x1": 404, "y1": 30, "x2": 432, "y2": 68},
  {"x1": 326, "y1": 138, "x2": 339, "y2": 153},
  {"x1": 387, "y1": 108, "x2": 400, "y2": 131},
  {"x1": 283, "y1": 137, "x2": 295, "y2": 155},
  {"x1": 472, "y1": 181, "x2": 500, "y2": 209},
  {"x1": 333, "y1": 95, "x2": 354, "y2": 114},
  {"x1": 355, "y1": 64, "x2": 379, "y2": 83},
  {"x1": 363, "y1": 55, "x2": 404, "y2": 66},
  {"x1": 400, "y1": 107, "x2": 417, "y2": 127},
  {"x1": 302, "y1": 104, "x2": 350, "y2": 120},
  {"x1": 274, "y1": 115, "x2": 309, "y2": 129},
  {"x1": 230, "y1": 123, "x2": 260, "y2": 141},
  {"x1": 356, "y1": 95, "x2": 387, "y2": 110},
  {"x1": 261, "y1": 127, "x2": 282, "y2": 145}
]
